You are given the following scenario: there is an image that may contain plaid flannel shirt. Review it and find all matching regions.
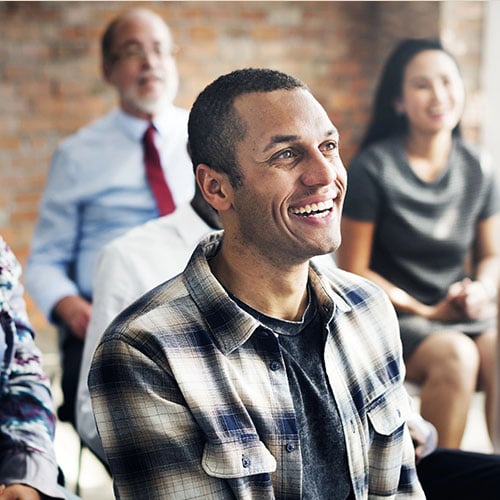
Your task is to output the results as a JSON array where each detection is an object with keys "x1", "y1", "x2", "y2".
[{"x1": 90, "y1": 232, "x2": 424, "y2": 499}]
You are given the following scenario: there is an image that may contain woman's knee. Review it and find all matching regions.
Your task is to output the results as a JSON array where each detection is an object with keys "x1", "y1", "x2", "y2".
[{"x1": 408, "y1": 331, "x2": 480, "y2": 383}]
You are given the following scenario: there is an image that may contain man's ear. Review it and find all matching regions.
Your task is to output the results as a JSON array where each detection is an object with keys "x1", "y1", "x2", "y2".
[
  {"x1": 196, "y1": 164, "x2": 233, "y2": 212},
  {"x1": 102, "y1": 61, "x2": 113, "y2": 83}
]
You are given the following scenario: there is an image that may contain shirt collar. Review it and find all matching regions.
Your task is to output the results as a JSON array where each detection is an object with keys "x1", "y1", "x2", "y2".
[
  {"x1": 309, "y1": 259, "x2": 352, "y2": 322},
  {"x1": 183, "y1": 232, "x2": 260, "y2": 355},
  {"x1": 115, "y1": 105, "x2": 176, "y2": 142},
  {"x1": 184, "y1": 233, "x2": 352, "y2": 354}
]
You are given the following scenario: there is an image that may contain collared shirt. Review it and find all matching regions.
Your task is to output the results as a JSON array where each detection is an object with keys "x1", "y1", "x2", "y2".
[
  {"x1": 77, "y1": 203, "x2": 213, "y2": 460},
  {"x1": 0, "y1": 236, "x2": 65, "y2": 499},
  {"x1": 89, "y1": 233, "x2": 424, "y2": 499},
  {"x1": 25, "y1": 106, "x2": 194, "y2": 319}
]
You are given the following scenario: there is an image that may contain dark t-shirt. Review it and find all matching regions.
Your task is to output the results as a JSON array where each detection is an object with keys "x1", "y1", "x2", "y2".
[
  {"x1": 343, "y1": 136, "x2": 500, "y2": 305},
  {"x1": 233, "y1": 292, "x2": 354, "y2": 499}
]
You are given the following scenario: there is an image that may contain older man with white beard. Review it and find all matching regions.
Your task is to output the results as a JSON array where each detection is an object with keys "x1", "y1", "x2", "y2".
[{"x1": 26, "y1": 8, "x2": 193, "y2": 430}]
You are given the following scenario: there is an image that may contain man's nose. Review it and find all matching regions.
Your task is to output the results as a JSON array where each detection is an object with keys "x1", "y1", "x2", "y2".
[
  {"x1": 301, "y1": 151, "x2": 343, "y2": 187},
  {"x1": 141, "y1": 49, "x2": 158, "y2": 67}
]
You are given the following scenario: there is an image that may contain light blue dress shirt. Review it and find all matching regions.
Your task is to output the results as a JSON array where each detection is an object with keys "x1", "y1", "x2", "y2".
[{"x1": 25, "y1": 106, "x2": 194, "y2": 319}]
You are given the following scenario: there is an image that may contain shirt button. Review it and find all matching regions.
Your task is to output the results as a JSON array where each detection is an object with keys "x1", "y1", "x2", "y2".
[
  {"x1": 270, "y1": 360, "x2": 282, "y2": 371},
  {"x1": 285, "y1": 442, "x2": 296, "y2": 453},
  {"x1": 242, "y1": 456, "x2": 251, "y2": 468}
]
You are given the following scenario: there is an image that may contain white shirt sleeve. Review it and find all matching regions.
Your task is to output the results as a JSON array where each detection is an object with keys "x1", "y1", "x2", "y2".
[{"x1": 76, "y1": 242, "x2": 141, "y2": 461}]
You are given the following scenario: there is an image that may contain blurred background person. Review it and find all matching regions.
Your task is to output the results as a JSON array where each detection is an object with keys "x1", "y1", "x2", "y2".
[
  {"x1": 24, "y1": 8, "x2": 193, "y2": 429},
  {"x1": 0, "y1": 235, "x2": 71, "y2": 499},
  {"x1": 76, "y1": 184, "x2": 220, "y2": 461},
  {"x1": 338, "y1": 38, "x2": 500, "y2": 448}
]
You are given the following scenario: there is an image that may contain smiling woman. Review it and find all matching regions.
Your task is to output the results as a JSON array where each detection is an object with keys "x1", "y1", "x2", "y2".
[{"x1": 337, "y1": 38, "x2": 500, "y2": 450}]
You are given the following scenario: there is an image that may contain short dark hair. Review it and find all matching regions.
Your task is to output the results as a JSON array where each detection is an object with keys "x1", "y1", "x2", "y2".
[
  {"x1": 101, "y1": 17, "x2": 120, "y2": 66},
  {"x1": 188, "y1": 68, "x2": 308, "y2": 188},
  {"x1": 360, "y1": 38, "x2": 462, "y2": 151}
]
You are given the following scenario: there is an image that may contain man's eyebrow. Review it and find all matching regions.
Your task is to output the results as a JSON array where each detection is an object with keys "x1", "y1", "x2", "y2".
[
  {"x1": 326, "y1": 128, "x2": 339, "y2": 139},
  {"x1": 120, "y1": 39, "x2": 141, "y2": 47},
  {"x1": 263, "y1": 128, "x2": 339, "y2": 153},
  {"x1": 263, "y1": 135, "x2": 299, "y2": 153},
  {"x1": 113, "y1": 39, "x2": 141, "y2": 51}
]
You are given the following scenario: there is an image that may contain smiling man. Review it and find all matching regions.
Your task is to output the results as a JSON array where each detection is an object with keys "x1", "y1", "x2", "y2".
[{"x1": 89, "y1": 68, "x2": 425, "y2": 499}]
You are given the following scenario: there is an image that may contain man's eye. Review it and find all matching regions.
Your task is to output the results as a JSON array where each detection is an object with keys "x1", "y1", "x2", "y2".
[
  {"x1": 125, "y1": 47, "x2": 143, "y2": 57},
  {"x1": 322, "y1": 141, "x2": 338, "y2": 154},
  {"x1": 274, "y1": 149, "x2": 295, "y2": 160}
]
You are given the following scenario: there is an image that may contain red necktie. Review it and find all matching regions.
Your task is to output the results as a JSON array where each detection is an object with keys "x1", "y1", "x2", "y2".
[{"x1": 143, "y1": 124, "x2": 176, "y2": 216}]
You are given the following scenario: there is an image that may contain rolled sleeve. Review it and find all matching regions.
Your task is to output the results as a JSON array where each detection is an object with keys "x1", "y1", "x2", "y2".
[{"x1": 25, "y1": 148, "x2": 82, "y2": 319}]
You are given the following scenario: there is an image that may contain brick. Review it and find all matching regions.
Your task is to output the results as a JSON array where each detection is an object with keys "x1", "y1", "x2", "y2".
[
  {"x1": 0, "y1": 135, "x2": 22, "y2": 150},
  {"x1": 0, "y1": 1, "x2": 487, "y2": 327}
]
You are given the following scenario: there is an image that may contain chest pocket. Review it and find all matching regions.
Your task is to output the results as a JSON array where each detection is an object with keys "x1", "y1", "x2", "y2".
[
  {"x1": 365, "y1": 388, "x2": 418, "y2": 497},
  {"x1": 202, "y1": 439, "x2": 277, "y2": 479},
  {"x1": 367, "y1": 391, "x2": 406, "y2": 436}
]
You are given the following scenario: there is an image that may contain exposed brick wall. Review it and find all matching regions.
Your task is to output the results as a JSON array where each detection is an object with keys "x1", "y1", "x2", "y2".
[
  {"x1": 441, "y1": 0, "x2": 486, "y2": 142},
  {"x1": 0, "y1": 1, "x2": 484, "y2": 335}
]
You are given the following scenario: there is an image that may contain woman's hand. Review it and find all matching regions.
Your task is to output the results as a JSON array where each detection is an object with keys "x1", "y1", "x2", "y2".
[
  {"x1": 447, "y1": 278, "x2": 496, "y2": 320},
  {"x1": 421, "y1": 294, "x2": 468, "y2": 322}
]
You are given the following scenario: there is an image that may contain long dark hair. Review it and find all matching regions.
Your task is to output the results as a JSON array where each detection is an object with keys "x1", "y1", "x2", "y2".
[{"x1": 360, "y1": 38, "x2": 462, "y2": 151}]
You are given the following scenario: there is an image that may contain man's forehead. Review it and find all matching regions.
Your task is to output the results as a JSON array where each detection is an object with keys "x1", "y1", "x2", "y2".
[
  {"x1": 113, "y1": 12, "x2": 171, "y2": 45},
  {"x1": 234, "y1": 87, "x2": 307, "y2": 108},
  {"x1": 234, "y1": 89, "x2": 336, "y2": 137}
]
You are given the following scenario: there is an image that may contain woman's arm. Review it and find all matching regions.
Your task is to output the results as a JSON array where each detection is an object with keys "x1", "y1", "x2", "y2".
[
  {"x1": 474, "y1": 215, "x2": 500, "y2": 294},
  {"x1": 337, "y1": 217, "x2": 465, "y2": 321},
  {"x1": 454, "y1": 214, "x2": 500, "y2": 320}
]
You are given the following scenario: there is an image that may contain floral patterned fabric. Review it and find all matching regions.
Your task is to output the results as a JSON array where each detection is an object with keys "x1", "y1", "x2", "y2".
[{"x1": 0, "y1": 236, "x2": 65, "y2": 498}]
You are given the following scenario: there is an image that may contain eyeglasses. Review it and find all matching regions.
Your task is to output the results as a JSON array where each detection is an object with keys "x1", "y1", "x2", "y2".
[{"x1": 110, "y1": 44, "x2": 178, "y2": 63}]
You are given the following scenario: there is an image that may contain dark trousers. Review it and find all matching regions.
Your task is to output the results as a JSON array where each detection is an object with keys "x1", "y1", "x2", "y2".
[
  {"x1": 417, "y1": 448, "x2": 500, "y2": 499},
  {"x1": 57, "y1": 327, "x2": 84, "y2": 428}
]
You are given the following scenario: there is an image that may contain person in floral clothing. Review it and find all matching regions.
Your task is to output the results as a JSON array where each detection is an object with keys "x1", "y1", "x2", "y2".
[{"x1": 0, "y1": 236, "x2": 68, "y2": 499}]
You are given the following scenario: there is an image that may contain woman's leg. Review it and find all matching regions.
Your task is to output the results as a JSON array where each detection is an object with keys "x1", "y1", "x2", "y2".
[
  {"x1": 474, "y1": 328, "x2": 496, "y2": 436},
  {"x1": 406, "y1": 331, "x2": 480, "y2": 448}
]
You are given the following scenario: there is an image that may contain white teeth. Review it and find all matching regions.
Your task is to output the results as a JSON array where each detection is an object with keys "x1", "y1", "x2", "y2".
[{"x1": 290, "y1": 199, "x2": 334, "y2": 215}]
